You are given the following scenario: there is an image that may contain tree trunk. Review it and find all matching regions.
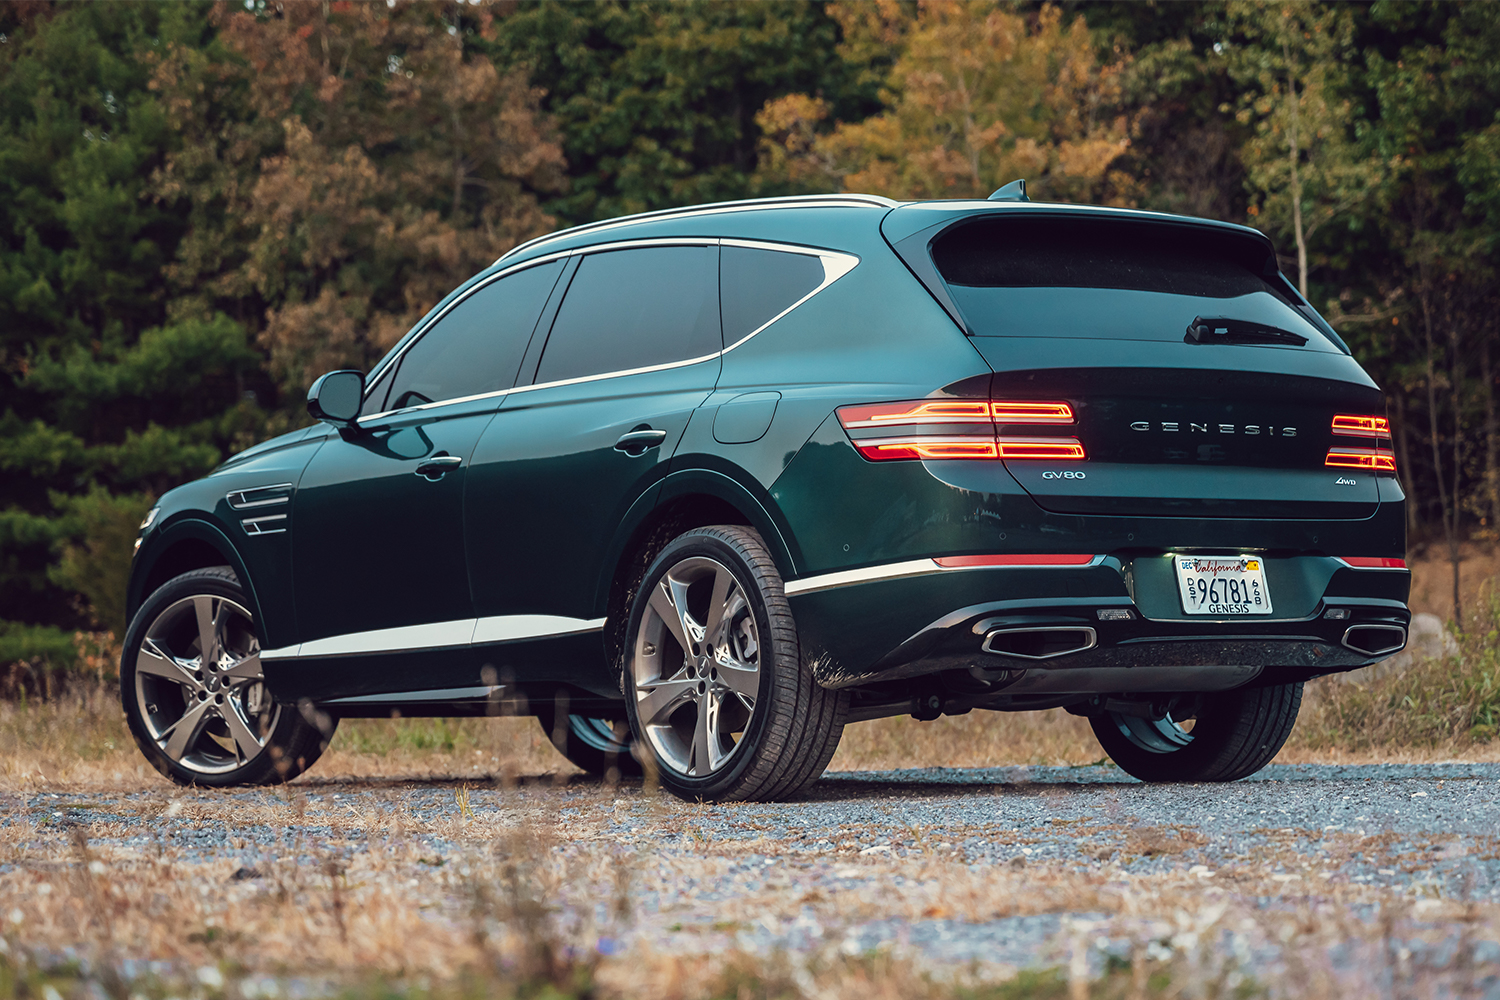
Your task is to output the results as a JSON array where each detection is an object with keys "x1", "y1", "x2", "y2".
[
  {"x1": 1420, "y1": 274, "x2": 1460, "y2": 626},
  {"x1": 1394, "y1": 389, "x2": 1419, "y2": 536},
  {"x1": 1483, "y1": 338, "x2": 1498, "y2": 533},
  {"x1": 1282, "y1": 38, "x2": 1309, "y2": 297},
  {"x1": 1449, "y1": 310, "x2": 1464, "y2": 629}
]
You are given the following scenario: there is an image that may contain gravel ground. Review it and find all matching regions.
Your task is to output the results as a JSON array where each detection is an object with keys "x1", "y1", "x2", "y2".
[{"x1": 5, "y1": 762, "x2": 1499, "y2": 995}]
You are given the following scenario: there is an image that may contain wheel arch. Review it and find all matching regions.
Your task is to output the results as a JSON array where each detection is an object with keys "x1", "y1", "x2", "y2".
[
  {"x1": 595, "y1": 468, "x2": 800, "y2": 684},
  {"x1": 128, "y1": 518, "x2": 264, "y2": 636}
]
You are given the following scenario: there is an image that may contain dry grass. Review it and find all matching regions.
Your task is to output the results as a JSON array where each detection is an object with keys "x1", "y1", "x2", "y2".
[{"x1": 0, "y1": 778, "x2": 1496, "y2": 1000}]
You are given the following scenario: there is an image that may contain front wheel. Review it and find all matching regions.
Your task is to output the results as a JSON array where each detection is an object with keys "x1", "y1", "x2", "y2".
[
  {"x1": 120, "y1": 567, "x2": 336, "y2": 786},
  {"x1": 622, "y1": 525, "x2": 847, "y2": 802},
  {"x1": 1089, "y1": 682, "x2": 1303, "y2": 782}
]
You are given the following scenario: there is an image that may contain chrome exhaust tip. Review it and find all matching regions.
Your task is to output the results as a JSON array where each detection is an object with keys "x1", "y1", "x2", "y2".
[
  {"x1": 1341, "y1": 624, "x2": 1407, "y2": 657},
  {"x1": 981, "y1": 626, "x2": 1097, "y2": 660}
]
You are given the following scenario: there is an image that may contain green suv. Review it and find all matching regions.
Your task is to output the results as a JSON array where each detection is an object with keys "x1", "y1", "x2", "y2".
[{"x1": 121, "y1": 191, "x2": 1410, "y2": 800}]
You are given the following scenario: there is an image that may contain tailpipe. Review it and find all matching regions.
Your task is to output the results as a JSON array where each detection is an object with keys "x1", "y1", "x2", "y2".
[
  {"x1": 981, "y1": 626, "x2": 1097, "y2": 660},
  {"x1": 1342, "y1": 624, "x2": 1407, "y2": 657}
]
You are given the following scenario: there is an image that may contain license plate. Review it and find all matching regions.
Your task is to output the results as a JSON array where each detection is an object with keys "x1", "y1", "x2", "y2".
[{"x1": 1174, "y1": 555, "x2": 1272, "y2": 615}]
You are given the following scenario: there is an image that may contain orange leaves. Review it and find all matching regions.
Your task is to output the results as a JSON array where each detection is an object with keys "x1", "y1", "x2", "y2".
[{"x1": 757, "y1": 2, "x2": 1135, "y2": 205}]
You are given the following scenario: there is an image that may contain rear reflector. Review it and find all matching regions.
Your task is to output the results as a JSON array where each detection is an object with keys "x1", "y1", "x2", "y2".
[
  {"x1": 1336, "y1": 556, "x2": 1408, "y2": 570},
  {"x1": 933, "y1": 554, "x2": 1095, "y2": 568},
  {"x1": 1326, "y1": 448, "x2": 1396, "y2": 472},
  {"x1": 837, "y1": 398, "x2": 1084, "y2": 462},
  {"x1": 1331, "y1": 414, "x2": 1392, "y2": 437}
]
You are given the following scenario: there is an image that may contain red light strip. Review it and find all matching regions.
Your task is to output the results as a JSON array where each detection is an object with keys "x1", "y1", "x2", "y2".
[
  {"x1": 998, "y1": 437, "x2": 1087, "y2": 460},
  {"x1": 933, "y1": 554, "x2": 1096, "y2": 568},
  {"x1": 1331, "y1": 414, "x2": 1391, "y2": 437},
  {"x1": 992, "y1": 401, "x2": 1075, "y2": 423},
  {"x1": 1326, "y1": 448, "x2": 1396, "y2": 472},
  {"x1": 1336, "y1": 556, "x2": 1407, "y2": 570},
  {"x1": 852, "y1": 437, "x2": 999, "y2": 461},
  {"x1": 838, "y1": 400, "x2": 993, "y2": 428}
]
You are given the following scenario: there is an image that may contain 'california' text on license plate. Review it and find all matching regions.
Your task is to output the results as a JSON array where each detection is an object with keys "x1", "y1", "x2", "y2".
[{"x1": 1174, "y1": 555, "x2": 1272, "y2": 615}]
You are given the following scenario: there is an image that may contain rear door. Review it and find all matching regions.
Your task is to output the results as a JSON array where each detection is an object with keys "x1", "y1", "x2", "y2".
[
  {"x1": 902, "y1": 211, "x2": 1387, "y2": 519},
  {"x1": 464, "y1": 243, "x2": 722, "y2": 696}
]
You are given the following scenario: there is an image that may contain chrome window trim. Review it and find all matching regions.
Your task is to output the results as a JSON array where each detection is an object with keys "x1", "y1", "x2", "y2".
[
  {"x1": 361, "y1": 249, "x2": 576, "y2": 405},
  {"x1": 356, "y1": 239, "x2": 860, "y2": 428},
  {"x1": 493, "y1": 194, "x2": 896, "y2": 267}
]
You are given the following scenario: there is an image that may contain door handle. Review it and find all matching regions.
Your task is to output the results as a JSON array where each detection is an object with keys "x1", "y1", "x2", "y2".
[
  {"x1": 614, "y1": 428, "x2": 668, "y2": 456},
  {"x1": 414, "y1": 454, "x2": 463, "y2": 481}
]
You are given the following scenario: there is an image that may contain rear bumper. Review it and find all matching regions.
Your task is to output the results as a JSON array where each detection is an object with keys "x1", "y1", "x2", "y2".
[{"x1": 787, "y1": 554, "x2": 1410, "y2": 694}]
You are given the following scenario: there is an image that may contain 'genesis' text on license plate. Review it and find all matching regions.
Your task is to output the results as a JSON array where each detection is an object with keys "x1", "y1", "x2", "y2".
[{"x1": 1174, "y1": 555, "x2": 1272, "y2": 615}]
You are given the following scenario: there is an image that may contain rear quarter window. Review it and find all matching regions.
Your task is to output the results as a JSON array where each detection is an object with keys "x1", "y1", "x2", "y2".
[
  {"x1": 720, "y1": 246, "x2": 825, "y2": 346},
  {"x1": 534, "y1": 245, "x2": 720, "y2": 384},
  {"x1": 932, "y1": 216, "x2": 1334, "y2": 349}
]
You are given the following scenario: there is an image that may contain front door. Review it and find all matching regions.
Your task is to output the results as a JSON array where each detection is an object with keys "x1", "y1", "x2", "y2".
[
  {"x1": 465, "y1": 244, "x2": 723, "y2": 700},
  {"x1": 270, "y1": 258, "x2": 565, "y2": 703}
]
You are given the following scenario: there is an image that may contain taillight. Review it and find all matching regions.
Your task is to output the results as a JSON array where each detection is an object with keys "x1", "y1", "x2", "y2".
[
  {"x1": 1326, "y1": 448, "x2": 1397, "y2": 472},
  {"x1": 992, "y1": 401, "x2": 1074, "y2": 423},
  {"x1": 1331, "y1": 414, "x2": 1391, "y2": 437},
  {"x1": 837, "y1": 398, "x2": 1085, "y2": 462},
  {"x1": 1327, "y1": 413, "x2": 1395, "y2": 472},
  {"x1": 997, "y1": 437, "x2": 1087, "y2": 460}
]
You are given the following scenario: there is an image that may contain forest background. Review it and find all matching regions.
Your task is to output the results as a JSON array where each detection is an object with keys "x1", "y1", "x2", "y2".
[{"x1": 3, "y1": 0, "x2": 1498, "y2": 675}]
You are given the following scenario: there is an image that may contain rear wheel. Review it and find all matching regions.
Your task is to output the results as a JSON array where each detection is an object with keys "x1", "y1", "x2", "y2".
[
  {"x1": 537, "y1": 711, "x2": 642, "y2": 779},
  {"x1": 622, "y1": 525, "x2": 847, "y2": 802},
  {"x1": 121, "y1": 567, "x2": 336, "y2": 786},
  {"x1": 1089, "y1": 683, "x2": 1303, "y2": 782}
]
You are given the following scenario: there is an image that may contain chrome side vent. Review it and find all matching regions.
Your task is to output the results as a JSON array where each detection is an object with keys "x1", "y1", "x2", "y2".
[
  {"x1": 241, "y1": 514, "x2": 287, "y2": 536},
  {"x1": 227, "y1": 484, "x2": 292, "y2": 510}
]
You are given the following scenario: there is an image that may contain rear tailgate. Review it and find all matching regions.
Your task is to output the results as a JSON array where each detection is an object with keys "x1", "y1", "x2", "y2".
[{"x1": 885, "y1": 206, "x2": 1389, "y2": 520}]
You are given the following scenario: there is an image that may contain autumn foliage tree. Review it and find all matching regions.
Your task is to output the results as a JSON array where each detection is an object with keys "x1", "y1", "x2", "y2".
[{"x1": 757, "y1": 2, "x2": 1135, "y2": 203}]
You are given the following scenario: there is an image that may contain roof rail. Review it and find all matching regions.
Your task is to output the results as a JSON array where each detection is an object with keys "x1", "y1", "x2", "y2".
[{"x1": 494, "y1": 193, "x2": 898, "y2": 265}]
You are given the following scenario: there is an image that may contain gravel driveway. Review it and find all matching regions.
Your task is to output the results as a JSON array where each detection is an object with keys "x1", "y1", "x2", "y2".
[{"x1": 4, "y1": 762, "x2": 1499, "y2": 996}]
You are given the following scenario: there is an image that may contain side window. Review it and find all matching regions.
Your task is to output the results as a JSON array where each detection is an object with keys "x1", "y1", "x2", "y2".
[
  {"x1": 380, "y1": 260, "x2": 563, "y2": 411},
  {"x1": 720, "y1": 246, "x2": 825, "y2": 346},
  {"x1": 534, "y1": 246, "x2": 720, "y2": 385}
]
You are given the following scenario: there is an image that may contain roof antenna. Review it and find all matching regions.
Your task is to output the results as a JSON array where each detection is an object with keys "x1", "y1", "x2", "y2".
[{"x1": 988, "y1": 179, "x2": 1029, "y2": 202}]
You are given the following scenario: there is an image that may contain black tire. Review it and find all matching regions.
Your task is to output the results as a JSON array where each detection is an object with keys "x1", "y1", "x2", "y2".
[
  {"x1": 1089, "y1": 682, "x2": 1303, "y2": 782},
  {"x1": 120, "y1": 566, "x2": 336, "y2": 786},
  {"x1": 536, "y1": 711, "x2": 643, "y2": 779},
  {"x1": 621, "y1": 525, "x2": 847, "y2": 802}
]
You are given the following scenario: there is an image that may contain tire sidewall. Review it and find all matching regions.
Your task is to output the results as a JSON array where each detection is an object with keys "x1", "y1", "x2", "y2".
[
  {"x1": 622, "y1": 530, "x2": 781, "y2": 799},
  {"x1": 120, "y1": 568, "x2": 296, "y2": 787}
]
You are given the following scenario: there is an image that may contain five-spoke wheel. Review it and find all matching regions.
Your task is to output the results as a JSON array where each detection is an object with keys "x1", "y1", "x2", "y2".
[
  {"x1": 622, "y1": 525, "x2": 847, "y2": 801},
  {"x1": 121, "y1": 567, "x2": 335, "y2": 786}
]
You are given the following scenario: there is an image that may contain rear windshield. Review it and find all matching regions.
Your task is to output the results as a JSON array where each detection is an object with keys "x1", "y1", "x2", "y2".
[{"x1": 931, "y1": 216, "x2": 1332, "y2": 348}]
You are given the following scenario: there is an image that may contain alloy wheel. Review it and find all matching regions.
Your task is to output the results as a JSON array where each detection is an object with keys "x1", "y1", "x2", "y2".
[
  {"x1": 133, "y1": 595, "x2": 279, "y2": 775},
  {"x1": 631, "y1": 555, "x2": 761, "y2": 777},
  {"x1": 1109, "y1": 710, "x2": 1195, "y2": 754}
]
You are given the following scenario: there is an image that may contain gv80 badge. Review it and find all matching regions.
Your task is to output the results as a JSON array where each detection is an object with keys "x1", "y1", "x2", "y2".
[{"x1": 1129, "y1": 421, "x2": 1297, "y2": 436}]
